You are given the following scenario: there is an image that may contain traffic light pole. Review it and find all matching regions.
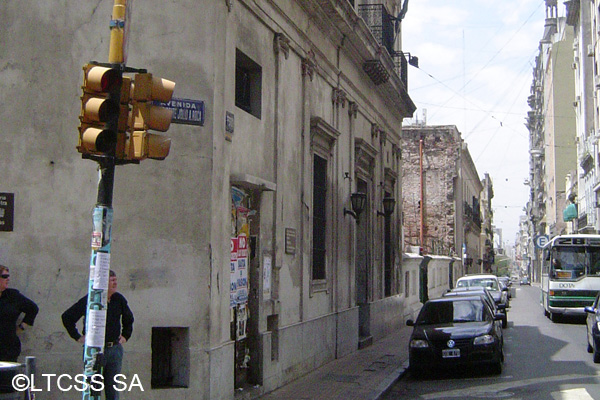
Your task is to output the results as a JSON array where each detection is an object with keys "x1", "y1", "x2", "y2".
[
  {"x1": 81, "y1": 87, "x2": 119, "y2": 400},
  {"x1": 81, "y1": 1, "x2": 128, "y2": 399}
]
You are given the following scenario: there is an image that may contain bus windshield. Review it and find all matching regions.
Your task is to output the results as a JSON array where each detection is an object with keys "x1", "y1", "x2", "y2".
[{"x1": 551, "y1": 246, "x2": 600, "y2": 279}]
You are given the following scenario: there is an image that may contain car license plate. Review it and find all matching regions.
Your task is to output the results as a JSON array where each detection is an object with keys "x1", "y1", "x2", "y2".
[{"x1": 442, "y1": 349, "x2": 460, "y2": 358}]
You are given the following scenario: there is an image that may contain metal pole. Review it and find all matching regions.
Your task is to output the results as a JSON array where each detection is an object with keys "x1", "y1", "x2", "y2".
[
  {"x1": 24, "y1": 357, "x2": 35, "y2": 400},
  {"x1": 81, "y1": 2, "x2": 128, "y2": 399},
  {"x1": 419, "y1": 138, "x2": 425, "y2": 253}
]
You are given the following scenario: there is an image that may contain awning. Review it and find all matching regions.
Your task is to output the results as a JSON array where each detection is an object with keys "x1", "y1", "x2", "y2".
[{"x1": 563, "y1": 203, "x2": 577, "y2": 222}]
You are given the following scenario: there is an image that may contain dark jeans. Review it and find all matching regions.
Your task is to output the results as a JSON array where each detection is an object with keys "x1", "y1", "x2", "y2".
[{"x1": 103, "y1": 344, "x2": 123, "y2": 400}]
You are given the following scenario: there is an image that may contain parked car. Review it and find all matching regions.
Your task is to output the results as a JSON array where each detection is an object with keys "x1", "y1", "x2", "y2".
[
  {"x1": 456, "y1": 274, "x2": 509, "y2": 328},
  {"x1": 444, "y1": 287, "x2": 506, "y2": 333},
  {"x1": 498, "y1": 277, "x2": 512, "y2": 299},
  {"x1": 584, "y1": 293, "x2": 600, "y2": 363},
  {"x1": 406, "y1": 296, "x2": 504, "y2": 376},
  {"x1": 497, "y1": 280, "x2": 511, "y2": 306}
]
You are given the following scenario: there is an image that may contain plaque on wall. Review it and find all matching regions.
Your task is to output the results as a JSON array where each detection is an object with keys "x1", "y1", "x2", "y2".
[
  {"x1": 285, "y1": 228, "x2": 296, "y2": 254},
  {"x1": 0, "y1": 193, "x2": 14, "y2": 232}
]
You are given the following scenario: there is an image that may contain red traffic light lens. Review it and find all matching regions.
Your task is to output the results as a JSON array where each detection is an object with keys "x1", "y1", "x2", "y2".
[{"x1": 100, "y1": 69, "x2": 122, "y2": 92}]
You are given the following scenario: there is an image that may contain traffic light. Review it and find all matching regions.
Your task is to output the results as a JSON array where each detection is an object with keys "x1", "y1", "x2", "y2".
[
  {"x1": 78, "y1": 64, "x2": 124, "y2": 157},
  {"x1": 124, "y1": 73, "x2": 175, "y2": 161}
]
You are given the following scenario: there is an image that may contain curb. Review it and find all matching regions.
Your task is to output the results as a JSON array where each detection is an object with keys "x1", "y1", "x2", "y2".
[{"x1": 373, "y1": 360, "x2": 410, "y2": 400}]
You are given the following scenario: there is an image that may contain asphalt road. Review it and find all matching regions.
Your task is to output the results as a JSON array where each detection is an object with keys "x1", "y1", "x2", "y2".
[{"x1": 383, "y1": 284, "x2": 600, "y2": 399}]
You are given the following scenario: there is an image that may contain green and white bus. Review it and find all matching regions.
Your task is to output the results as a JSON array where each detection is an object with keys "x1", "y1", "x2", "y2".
[{"x1": 541, "y1": 234, "x2": 600, "y2": 321}]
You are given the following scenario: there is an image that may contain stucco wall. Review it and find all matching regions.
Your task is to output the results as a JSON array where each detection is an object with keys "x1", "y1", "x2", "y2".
[{"x1": 1, "y1": 1, "x2": 414, "y2": 398}]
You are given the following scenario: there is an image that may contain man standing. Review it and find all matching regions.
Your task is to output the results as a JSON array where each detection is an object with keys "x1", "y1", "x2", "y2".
[
  {"x1": 62, "y1": 270, "x2": 134, "y2": 400},
  {"x1": 0, "y1": 264, "x2": 39, "y2": 362}
]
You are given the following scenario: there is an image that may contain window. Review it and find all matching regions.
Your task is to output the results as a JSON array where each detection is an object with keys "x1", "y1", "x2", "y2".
[
  {"x1": 312, "y1": 154, "x2": 327, "y2": 280},
  {"x1": 309, "y1": 117, "x2": 340, "y2": 286},
  {"x1": 405, "y1": 271, "x2": 410, "y2": 298},
  {"x1": 151, "y1": 327, "x2": 190, "y2": 388},
  {"x1": 235, "y1": 49, "x2": 262, "y2": 118},
  {"x1": 384, "y1": 189, "x2": 392, "y2": 296}
]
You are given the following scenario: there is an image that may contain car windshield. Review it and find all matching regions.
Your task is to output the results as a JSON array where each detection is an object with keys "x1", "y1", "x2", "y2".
[
  {"x1": 416, "y1": 300, "x2": 487, "y2": 324},
  {"x1": 457, "y1": 278, "x2": 499, "y2": 290}
]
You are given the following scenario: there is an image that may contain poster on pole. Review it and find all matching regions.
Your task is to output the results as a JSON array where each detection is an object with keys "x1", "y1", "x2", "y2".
[
  {"x1": 93, "y1": 252, "x2": 111, "y2": 290},
  {"x1": 85, "y1": 309, "x2": 107, "y2": 348}
]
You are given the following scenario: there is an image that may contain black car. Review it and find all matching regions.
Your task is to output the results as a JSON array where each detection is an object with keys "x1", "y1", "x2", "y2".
[
  {"x1": 444, "y1": 287, "x2": 506, "y2": 333},
  {"x1": 584, "y1": 293, "x2": 600, "y2": 363},
  {"x1": 456, "y1": 275, "x2": 509, "y2": 328},
  {"x1": 407, "y1": 296, "x2": 504, "y2": 376}
]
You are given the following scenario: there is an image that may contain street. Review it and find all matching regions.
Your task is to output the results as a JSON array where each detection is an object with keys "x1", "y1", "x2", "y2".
[{"x1": 383, "y1": 285, "x2": 600, "y2": 400}]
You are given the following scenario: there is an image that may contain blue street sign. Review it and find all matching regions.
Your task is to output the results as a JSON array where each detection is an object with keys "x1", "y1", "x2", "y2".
[
  {"x1": 535, "y1": 235, "x2": 549, "y2": 249},
  {"x1": 154, "y1": 98, "x2": 205, "y2": 126}
]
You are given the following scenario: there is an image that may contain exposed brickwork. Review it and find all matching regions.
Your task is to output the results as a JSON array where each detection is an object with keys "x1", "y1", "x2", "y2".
[{"x1": 402, "y1": 126, "x2": 461, "y2": 255}]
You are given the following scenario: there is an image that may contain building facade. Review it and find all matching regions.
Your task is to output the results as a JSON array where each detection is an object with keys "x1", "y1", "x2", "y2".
[
  {"x1": 566, "y1": 0, "x2": 597, "y2": 233},
  {"x1": 525, "y1": 2, "x2": 577, "y2": 281},
  {"x1": 401, "y1": 125, "x2": 484, "y2": 275},
  {"x1": 0, "y1": 1, "x2": 416, "y2": 399}
]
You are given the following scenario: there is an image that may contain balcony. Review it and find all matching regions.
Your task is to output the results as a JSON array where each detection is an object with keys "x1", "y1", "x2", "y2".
[
  {"x1": 301, "y1": 0, "x2": 416, "y2": 117},
  {"x1": 357, "y1": 4, "x2": 395, "y2": 57},
  {"x1": 357, "y1": 3, "x2": 413, "y2": 88}
]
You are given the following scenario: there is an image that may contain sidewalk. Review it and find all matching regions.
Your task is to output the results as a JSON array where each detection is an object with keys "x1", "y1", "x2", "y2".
[{"x1": 257, "y1": 325, "x2": 412, "y2": 400}]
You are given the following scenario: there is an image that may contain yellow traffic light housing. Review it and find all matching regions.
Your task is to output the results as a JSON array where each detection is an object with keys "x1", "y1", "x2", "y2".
[
  {"x1": 124, "y1": 73, "x2": 175, "y2": 161},
  {"x1": 78, "y1": 65, "x2": 123, "y2": 156}
]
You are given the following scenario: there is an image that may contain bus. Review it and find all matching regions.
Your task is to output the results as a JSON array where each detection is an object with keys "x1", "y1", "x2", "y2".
[{"x1": 541, "y1": 234, "x2": 600, "y2": 321}]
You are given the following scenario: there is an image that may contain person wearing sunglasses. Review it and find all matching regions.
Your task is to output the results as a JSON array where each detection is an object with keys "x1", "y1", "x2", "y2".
[{"x1": 0, "y1": 264, "x2": 39, "y2": 362}]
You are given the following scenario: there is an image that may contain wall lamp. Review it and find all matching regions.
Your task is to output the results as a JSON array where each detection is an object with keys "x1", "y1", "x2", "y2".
[
  {"x1": 344, "y1": 192, "x2": 367, "y2": 221},
  {"x1": 377, "y1": 197, "x2": 396, "y2": 217}
]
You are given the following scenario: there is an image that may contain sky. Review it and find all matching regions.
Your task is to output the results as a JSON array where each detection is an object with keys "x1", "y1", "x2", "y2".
[{"x1": 401, "y1": 0, "x2": 548, "y2": 245}]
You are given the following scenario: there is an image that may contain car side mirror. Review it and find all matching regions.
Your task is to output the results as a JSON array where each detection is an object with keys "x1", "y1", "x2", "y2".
[
  {"x1": 494, "y1": 313, "x2": 503, "y2": 321},
  {"x1": 406, "y1": 319, "x2": 415, "y2": 326},
  {"x1": 502, "y1": 287, "x2": 508, "y2": 292},
  {"x1": 584, "y1": 306, "x2": 596, "y2": 314}
]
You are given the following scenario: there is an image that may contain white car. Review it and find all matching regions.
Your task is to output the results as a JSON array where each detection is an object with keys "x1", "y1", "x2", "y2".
[{"x1": 456, "y1": 274, "x2": 509, "y2": 328}]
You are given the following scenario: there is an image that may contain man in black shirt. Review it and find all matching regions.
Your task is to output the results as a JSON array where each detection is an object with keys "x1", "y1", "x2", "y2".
[
  {"x1": 62, "y1": 270, "x2": 134, "y2": 400},
  {"x1": 0, "y1": 265, "x2": 39, "y2": 362}
]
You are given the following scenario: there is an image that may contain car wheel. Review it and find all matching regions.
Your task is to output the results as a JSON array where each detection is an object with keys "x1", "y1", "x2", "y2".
[
  {"x1": 410, "y1": 365, "x2": 423, "y2": 379},
  {"x1": 502, "y1": 316, "x2": 508, "y2": 329},
  {"x1": 588, "y1": 341, "x2": 593, "y2": 353},
  {"x1": 491, "y1": 361, "x2": 502, "y2": 375},
  {"x1": 549, "y1": 312, "x2": 557, "y2": 322}
]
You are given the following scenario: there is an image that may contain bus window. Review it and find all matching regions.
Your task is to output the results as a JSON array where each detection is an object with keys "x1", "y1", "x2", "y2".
[
  {"x1": 553, "y1": 246, "x2": 586, "y2": 279},
  {"x1": 542, "y1": 249, "x2": 549, "y2": 274},
  {"x1": 589, "y1": 247, "x2": 600, "y2": 276}
]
